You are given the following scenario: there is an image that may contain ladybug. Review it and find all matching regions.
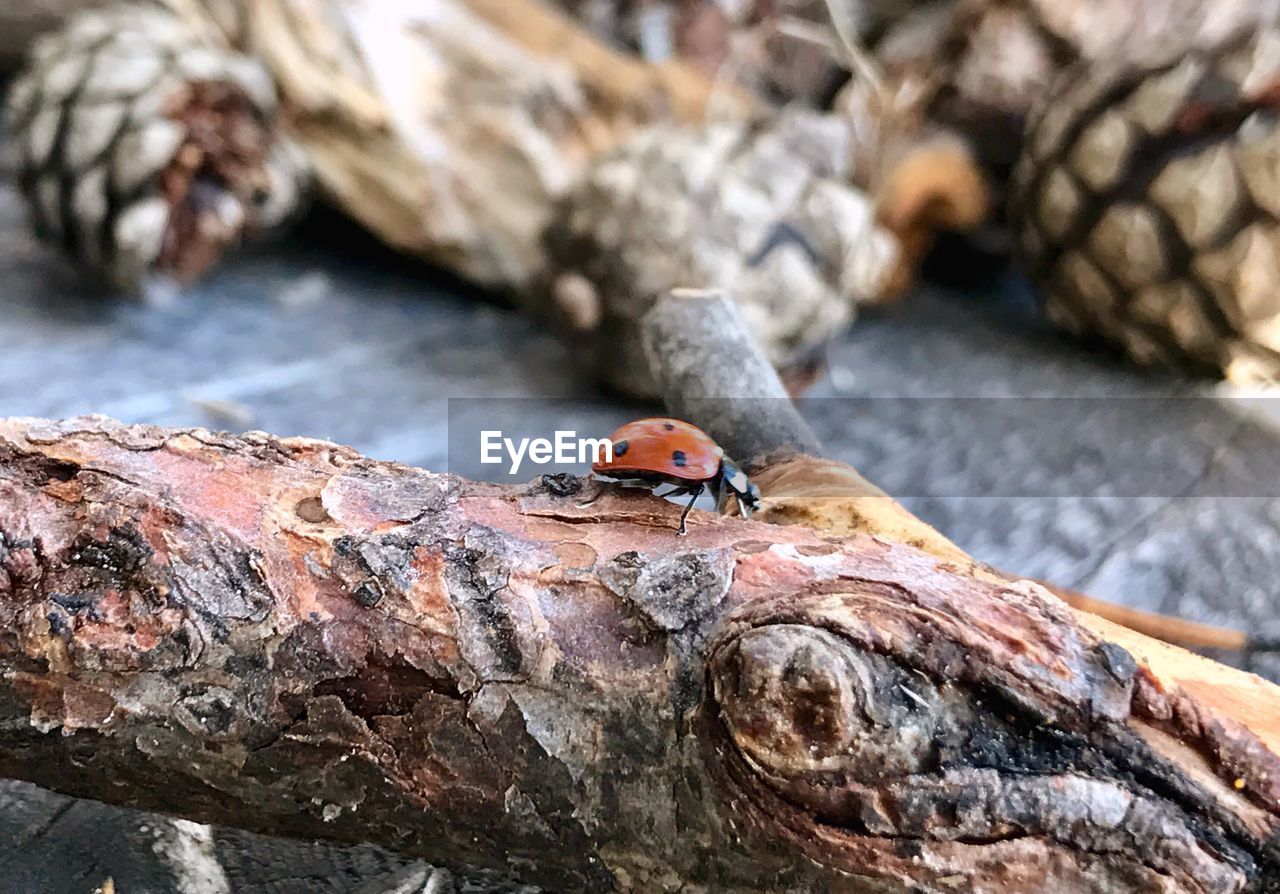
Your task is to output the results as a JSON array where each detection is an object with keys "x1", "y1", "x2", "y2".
[{"x1": 592, "y1": 418, "x2": 761, "y2": 535}]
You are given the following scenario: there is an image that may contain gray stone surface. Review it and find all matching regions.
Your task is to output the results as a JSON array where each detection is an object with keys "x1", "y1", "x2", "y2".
[{"x1": 0, "y1": 163, "x2": 1278, "y2": 889}]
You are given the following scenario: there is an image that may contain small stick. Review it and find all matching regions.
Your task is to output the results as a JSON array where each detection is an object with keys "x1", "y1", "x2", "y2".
[
  {"x1": 1038, "y1": 579, "x2": 1258, "y2": 654},
  {"x1": 640, "y1": 288, "x2": 822, "y2": 463}
]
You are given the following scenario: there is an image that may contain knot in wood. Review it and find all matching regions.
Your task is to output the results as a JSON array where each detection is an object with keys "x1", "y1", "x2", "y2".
[{"x1": 711, "y1": 625, "x2": 940, "y2": 780}]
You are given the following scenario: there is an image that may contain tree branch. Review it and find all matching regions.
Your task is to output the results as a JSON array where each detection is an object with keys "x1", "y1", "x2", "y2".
[
  {"x1": 0, "y1": 415, "x2": 1278, "y2": 892},
  {"x1": 641, "y1": 288, "x2": 822, "y2": 461}
]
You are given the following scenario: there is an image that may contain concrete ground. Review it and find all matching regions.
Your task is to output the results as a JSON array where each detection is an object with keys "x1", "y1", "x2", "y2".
[{"x1": 1, "y1": 175, "x2": 1278, "y2": 890}]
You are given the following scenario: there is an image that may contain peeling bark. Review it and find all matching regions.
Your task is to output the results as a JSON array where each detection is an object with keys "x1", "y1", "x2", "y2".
[{"x1": 0, "y1": 416, "x2": 1278, "y2": 892}]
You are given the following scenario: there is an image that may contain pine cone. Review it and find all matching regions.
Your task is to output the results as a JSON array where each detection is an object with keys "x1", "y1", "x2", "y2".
[
  {"x1": 1011, "y1": 29, "x2": 1280, "y2": 381},
  {"x1": 869, "y1": 0, "x2": 1279, "y2": 176},
  {"x1": 539, "y1": 109, "x2": 903, "y2": 397},
  {"x1": 3, "y1": 3, "x2": 307, "y2": 290}
]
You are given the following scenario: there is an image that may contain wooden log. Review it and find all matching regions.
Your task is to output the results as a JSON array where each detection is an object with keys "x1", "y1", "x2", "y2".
[
  {"x1": 645, "y1": 286, "x2": 1280, "y2": 890},
  {"x1": 195, "y1": 0, "x2": 756, "y2": 292},
  {"x1": 0, "y1": 414, "x2": 1278, "y2": 892}
]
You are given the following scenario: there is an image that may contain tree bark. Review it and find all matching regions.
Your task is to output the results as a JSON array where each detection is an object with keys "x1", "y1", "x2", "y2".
[{"x1": 0, "y1": 414, "x2": 1278, "y2": 892}]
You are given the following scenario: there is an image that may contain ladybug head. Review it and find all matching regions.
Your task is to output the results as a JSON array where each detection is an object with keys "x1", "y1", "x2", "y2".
[{"x1": 720, "y1": 459, "x2": 761, "y2": 518}]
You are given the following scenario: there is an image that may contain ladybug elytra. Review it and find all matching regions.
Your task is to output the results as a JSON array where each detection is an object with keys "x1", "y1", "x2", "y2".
[{"x1": 592, "y1": 417, "x2": 761, "y2": 535}]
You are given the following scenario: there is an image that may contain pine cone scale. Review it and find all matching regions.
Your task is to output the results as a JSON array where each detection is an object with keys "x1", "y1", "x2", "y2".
[
  {"x1": 1123, "y1": 59, "x2": 1209, "y2": 134},
  {"x1": 1148, "y1": 144, "x2": 1242, "y2": 248},
  {"x1": 82, "y1": 53, "x2": 167, "y2": 102},
  {"x1": 112, "y1": 120, "x2": 186, "y2": 197},
  {"x1": 71, "y1": 165, "x2": 109, "y2": 266},
  {"x1": 1237, "y1": 116, "x2": 1280, "y2": 215},
  {"x1": 5, "y1": 75, "x2": 41, "y2": 135},
  {"x1": 65, "y1": 102, "x2": 129, "y2": 173}
]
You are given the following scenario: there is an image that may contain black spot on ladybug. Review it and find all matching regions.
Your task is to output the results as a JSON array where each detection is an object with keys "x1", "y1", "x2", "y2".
[
  {"x1": 663, "y1": 423, "x2": 675, "y2": 431},
  {"x1": 614, "y1": 440, "x2": 629, "y2": 457},
  {"x1": 672, "y1": 450, "x2": 687, "y2": 467}
]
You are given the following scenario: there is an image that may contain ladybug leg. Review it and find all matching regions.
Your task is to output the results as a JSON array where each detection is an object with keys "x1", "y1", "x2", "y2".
[
  {"x1": 676, "y1": 483, "x2": 705, "y2": 536},
  {"x1": 710, "y1": 475, "x2": 728, "y2": 513}
]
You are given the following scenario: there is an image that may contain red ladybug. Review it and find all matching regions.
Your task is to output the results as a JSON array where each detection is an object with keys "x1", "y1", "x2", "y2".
[{"x1": 592, "y1": 418, "x2": 761, "y2": 535}]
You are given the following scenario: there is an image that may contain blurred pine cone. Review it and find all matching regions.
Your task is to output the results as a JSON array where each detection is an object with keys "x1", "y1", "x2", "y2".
[
  {"x1": 4, "y1": 3, "x2": 307, "y2": 290},
  {"x1": 1011, "y1": 30, "x2": 1280, "y2": 381},
  {"x1": 539, "y1": 109, "x2": 904, "y2": 396},
  {"x1": 863, "y1": 0, "x2": 1280, "y2": 199}
]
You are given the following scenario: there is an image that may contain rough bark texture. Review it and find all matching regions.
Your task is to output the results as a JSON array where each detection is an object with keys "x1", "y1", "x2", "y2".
[{"x1": 0, "y1": 415, "x2": 1278, "y2": 892}]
